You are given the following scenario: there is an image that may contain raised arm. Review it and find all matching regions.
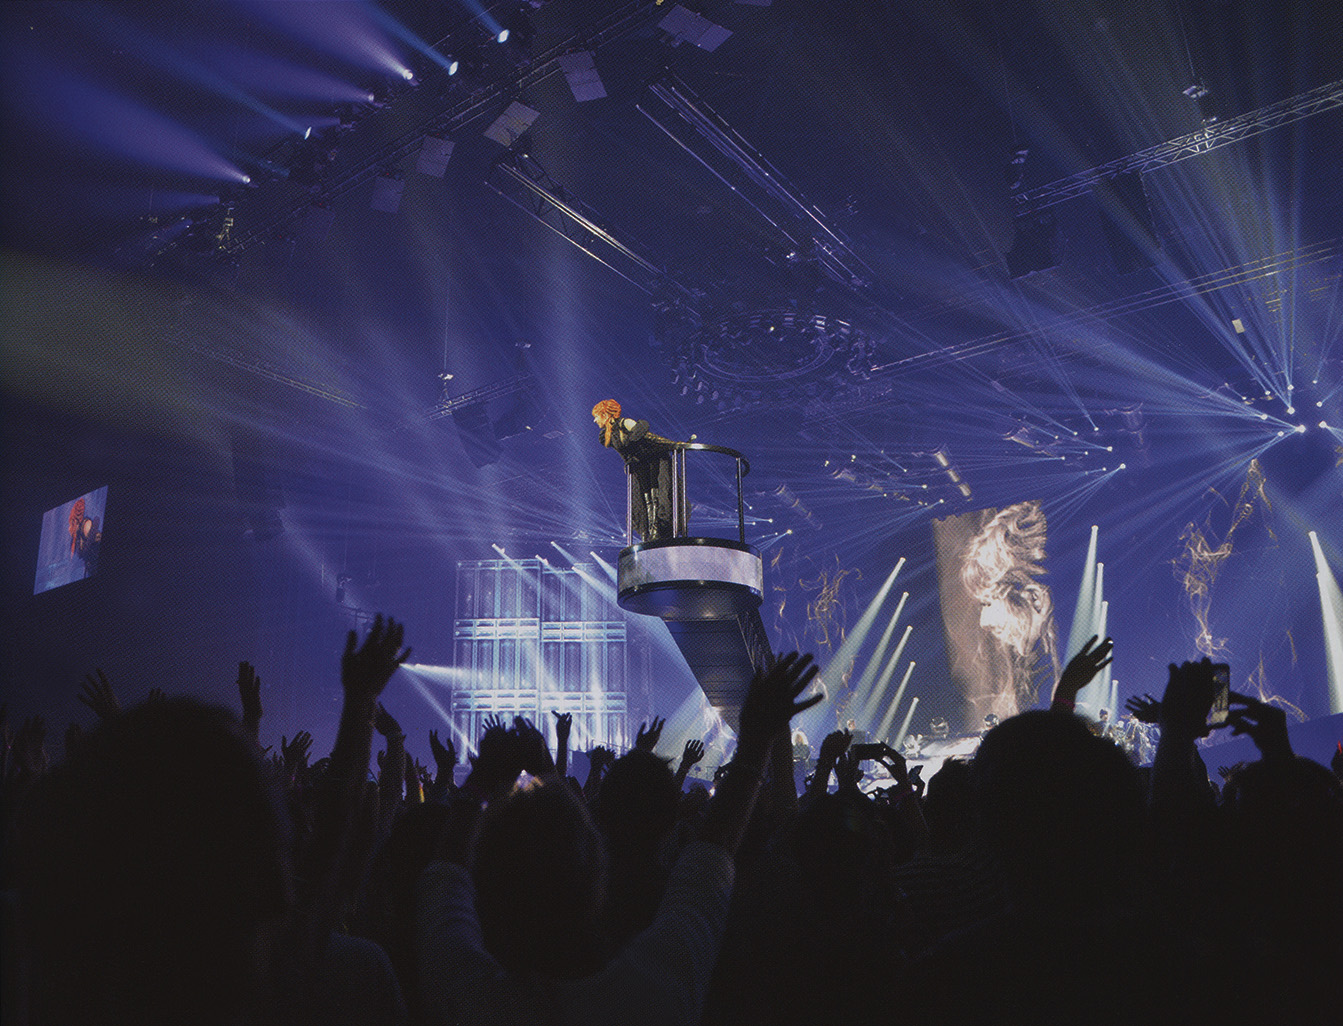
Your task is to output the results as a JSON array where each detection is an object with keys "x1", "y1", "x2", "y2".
[
  {"x1": 674, "y1": 737, "x2": 706, "y2": 789},
  {"x1": 303, "y1": 615, "x2": 409, "y2": 923},
  {"x1": 807, "y1": 729, "x2": 852, "y2": 800},
  {"x1": 77, "y1": 669, "x2": 121, "y2": 722},
  {"x1": 1150, "y1": 659, "x2": 1219, "y2": 811},
  {"x1": 552, "y1": 711, "x2": 573, "y2": 780},
  {"x1": 236, "y1": 661, "x2": 263, "y2": 741},
  {"x1": 374, "y1": 702, "x2": 407, "y2": 837},
  {"x1": 699, "y1": 652, "x2": 822, "y2": 857},
  {"x1": 1051, "y1": 635, "x2": 1113, "y2": 712}
]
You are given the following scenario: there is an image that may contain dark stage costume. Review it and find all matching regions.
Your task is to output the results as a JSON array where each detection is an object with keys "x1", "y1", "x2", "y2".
[{"x1": 601, "y1": 417, "x2": 676, "y2": 542}]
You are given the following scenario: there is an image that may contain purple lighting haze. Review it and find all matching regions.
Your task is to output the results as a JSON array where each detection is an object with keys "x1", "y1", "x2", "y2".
[
  {"x1": 239, "y1": 0, "x2": 415, "y2": 81},
  {"x1": 8, "y1": 62, "x2": 248, "y2": 184}
]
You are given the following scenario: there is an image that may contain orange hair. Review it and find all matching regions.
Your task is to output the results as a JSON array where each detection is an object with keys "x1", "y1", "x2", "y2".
[{"x1": 592, "y1": 399, "x2": 621, "y2": 446}]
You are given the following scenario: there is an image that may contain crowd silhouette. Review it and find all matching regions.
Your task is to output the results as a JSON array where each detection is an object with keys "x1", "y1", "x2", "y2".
[{"x1": 3, "y1": 615, "x2": 1341, "y2": 1025}]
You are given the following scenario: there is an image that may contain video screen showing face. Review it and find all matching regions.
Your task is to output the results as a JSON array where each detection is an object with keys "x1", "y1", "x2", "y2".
[
  {"x1": 34, "y1": 487, "x2": 108, "y2": 595},
  {"x1": 933, "y1": 500, "x2": 1059, "y2": 729}
]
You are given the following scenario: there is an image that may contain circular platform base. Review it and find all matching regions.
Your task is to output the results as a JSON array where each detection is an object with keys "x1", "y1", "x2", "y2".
[{"x1": 617, "y1": 537, "x2": 763, "y2": 620}]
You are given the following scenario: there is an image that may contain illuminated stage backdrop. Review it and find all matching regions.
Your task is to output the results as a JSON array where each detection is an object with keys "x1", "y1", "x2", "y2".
[
  {"x1": 933, "y1": 501, "x2": 1060, "y2": 731},
  {"x1": 452, "y1": 558, "x2": 628, "y2": 752}
]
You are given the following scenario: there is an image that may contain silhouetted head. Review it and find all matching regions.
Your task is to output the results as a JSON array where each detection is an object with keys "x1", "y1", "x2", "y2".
[
  {"x1": 971, "y1": 710, "x2": 1142, "y2": 905},
  {"x1": 470, "y1": 780, "x2": 608, "y2": 978},
  {"x1": 923, "y1": 757, "x2": 975, "y2": 854},
  {"x1": 1222, "y1": 754, "x2": 1343, "y2": 935},
  {"x1": 594, "y1": 749, "x2": 679, "y2": 856},
  {"x1": 20, "y1": 697, "x2": 291, "y2": 1025},
  {"x1": 792, "y1": 791, "x2": 894, "y2": 912}
]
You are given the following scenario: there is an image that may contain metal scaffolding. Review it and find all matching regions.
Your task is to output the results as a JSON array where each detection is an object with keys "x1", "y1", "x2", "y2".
[{"x1": 1013, "y1": 80, "x2": 1343, "y2": 213}]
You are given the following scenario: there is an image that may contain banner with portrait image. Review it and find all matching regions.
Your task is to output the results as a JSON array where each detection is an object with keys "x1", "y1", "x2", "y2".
[{"x1": 933, "y1": 501, "x2": 1059, "y2": 731}]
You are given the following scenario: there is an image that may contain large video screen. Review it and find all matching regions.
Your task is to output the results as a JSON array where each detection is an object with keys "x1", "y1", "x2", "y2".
[
  {"x1": 34, "y1": 486, "x2": 108, "y2": 595},
  {"x1": 932, "y1": 500, "x2": 1059, "y2": 730}
]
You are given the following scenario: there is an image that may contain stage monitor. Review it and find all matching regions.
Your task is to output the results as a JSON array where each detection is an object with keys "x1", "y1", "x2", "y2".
[
  {"x1": 932, "y1": 500, "x2": 1059, "y2": 730},
  {"x1": 34, "y1": 486, "x2": 108, "y2": 595}
]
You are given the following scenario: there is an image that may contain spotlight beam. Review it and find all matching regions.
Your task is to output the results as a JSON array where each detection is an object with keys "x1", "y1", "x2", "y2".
[{"x1": 1309, "y1": 531, "x2": 1343, "y2": 714}]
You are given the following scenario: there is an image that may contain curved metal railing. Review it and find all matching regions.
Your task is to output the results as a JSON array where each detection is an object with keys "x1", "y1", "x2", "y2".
[{"x1": 626, "y1": 441, "x2": 751, "y2": 546}]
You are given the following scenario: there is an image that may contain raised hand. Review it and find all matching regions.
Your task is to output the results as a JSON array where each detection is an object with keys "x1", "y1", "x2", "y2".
[
  {"x1": 837, "y1": 750, "x2": 865, "y2": 793},
  {"x1": 481, "y1": 713, "x2": 508, "y2": 737},
  {"x1": 674, "y1": 737, "x2": 706, "y2": 787},
  {"x1": 281, "y1": 731, "x2": 313, "y2": 777},
  {"x1": 1124, "y1": 693, "x2": 1162, "y2": 724},
  {"x1": 876, "y1": 742, "x2": 911, "y2": 788},
  {"x1": 513, "y1": 717, "x2": 555, "y2": 776},
  {"x1": 552, "y1": 710, "x2": 573, "y2": 739},
  {"x1": 374, "y1": 703, "x2": 405, "y2": 741},
  {"x1": 1053, "y1": 635, "x2": 1114, "y2": 708},
  {"x1": 817, "y1": 729, "x2": 853, "y2": 764},
  {"x1": 587, "y1": 745, "x2": 615, "y2": 775},
  {"x1": 1226, "y1": 691, "x2": 1292, "y2": 762},
  {"x1": 341, "y1": 614, "x2": 410, "y2": 703},
  {"x1": 77, "y1": 669, "x2": 121, "y2": 721},
  {"x1": 552, "y1": 711, "x2": 573, "y2": 777},
  {"x1": 634, "y1": 716, "x2": 666, "y2": 752},
  {"x1": 146, "y1": 687, "x2": 167, "y2": 704},
  {"x1": 428, "y1": 728, "x2": 457, "y2": 774},
  {"x1": 237, "y1": 661, "x2": 262, "y2": 737},
  {"x1": 681, "y1": 738, "x2": 706, "y2": 768},
  {"x1": 1159, "y1": 659, "x2": 1221, "y2": 738},
  {"x1": 737, "y1": 652, "x2": 823, "y2": 752}
]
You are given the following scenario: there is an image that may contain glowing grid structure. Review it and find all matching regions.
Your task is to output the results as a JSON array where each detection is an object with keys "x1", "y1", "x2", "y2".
[{"x1": 452, "y1": 558, "x2": 628, "y2": 751}]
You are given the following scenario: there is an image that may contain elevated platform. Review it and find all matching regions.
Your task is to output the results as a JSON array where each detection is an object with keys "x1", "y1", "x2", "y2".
[{"x1": 618, "y1": 537, "x2": 768, "y2": 727}]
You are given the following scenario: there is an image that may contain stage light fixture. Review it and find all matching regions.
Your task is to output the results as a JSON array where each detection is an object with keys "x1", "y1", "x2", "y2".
[
  {"x1": 558, "y1": 51, "x2": 606, "y2": 102},
  {"x1": 484, "y1": 101, "x2": 539, "y2": 146},
  {"x1": 658, "y1": 4, "x2": 732, "y2": 51},
  {"x1": 370, "y1": 171, "x2": 405, "y2": 213},
  {"x1": 416, "y1": 136, "x2": 454, "y2": 177}
]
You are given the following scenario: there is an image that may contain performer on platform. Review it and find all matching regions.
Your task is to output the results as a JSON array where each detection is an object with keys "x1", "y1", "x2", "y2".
[{"x1": 592, "y1": 399, "x2": 677, "y2": 542}]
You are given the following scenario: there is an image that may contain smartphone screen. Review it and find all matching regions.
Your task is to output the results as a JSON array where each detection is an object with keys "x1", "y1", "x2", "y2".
[{"x1": 1208, "y1": 664, "x2": 1230, "y2": 727}]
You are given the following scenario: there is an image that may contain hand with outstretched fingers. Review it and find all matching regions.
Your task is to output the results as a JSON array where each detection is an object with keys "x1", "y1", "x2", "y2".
[
  {"x1": 1124, "y1": 693, "x2": 1162, "y2": 724},
  {"x1": 429, "y1": 729, "x2": 457, "y2": 776},
  {"x1": 341, "y1": 614, "x2": 410, "y2": 703},
  {"x1": 680, "y1": 738, "x2": 706, "y2": 768},
  {"x1": 737, "y1": 652, "x2": 823, "y2": 752},
  {"x1": 78, "y1": 669, "x2": 121, "y2": 721},
  {"x1": 1054, "y1": 636, "x2": 1114, "y2": 705},
  {"x1": 634, "y1": 716, "x2": 666, "y2": 752},
  {"x1": 1226, "y1": 691, "x2": 1292, "y2": 762},
  {"x1": 281, "y1": 731, "x2": 313, "y2": 777},
  {"x1": 237, "y1": 661, "x2": 262, "y2": 735}
]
